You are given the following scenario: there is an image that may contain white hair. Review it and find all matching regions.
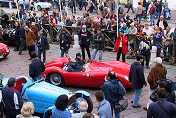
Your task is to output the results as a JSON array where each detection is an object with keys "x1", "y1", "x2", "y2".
[
  {"x1": 155, "y1": 57, "x2": 162, "y2": 64},
  {"x1": 78, "y1": 101, "x2": 88, "y2": 112}
]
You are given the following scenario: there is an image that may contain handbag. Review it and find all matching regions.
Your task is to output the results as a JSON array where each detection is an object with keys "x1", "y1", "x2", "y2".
[
  {"x1": 115, "y1": 98, "x2": 128, "y2": 112},
  {"x1": 114, "y1": 80, "x2": 128, "y2": 112}
]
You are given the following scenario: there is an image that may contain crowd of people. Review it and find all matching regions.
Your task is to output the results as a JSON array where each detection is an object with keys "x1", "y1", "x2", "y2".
[{"x1": 0, "y1": 0, "x2": 176, "y2": 118}]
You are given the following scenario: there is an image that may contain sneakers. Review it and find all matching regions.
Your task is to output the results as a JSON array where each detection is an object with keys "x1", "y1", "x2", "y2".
[{"x1": 132, "y1": 104, "x2": 141, "y2": 108}]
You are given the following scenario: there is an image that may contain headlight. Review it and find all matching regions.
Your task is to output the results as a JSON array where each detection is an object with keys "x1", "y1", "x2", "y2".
[
  {"x1": 124, "y1": 75, "x2": 129, "y2": 81},
  {"x1": 6, "y1": 48, "x2": 10, "y2": 53}
]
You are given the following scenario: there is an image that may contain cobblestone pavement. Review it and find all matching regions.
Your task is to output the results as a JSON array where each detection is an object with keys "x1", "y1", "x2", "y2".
[{"x1": 0, "y1": 6, "x2": 176, "y2": 118}]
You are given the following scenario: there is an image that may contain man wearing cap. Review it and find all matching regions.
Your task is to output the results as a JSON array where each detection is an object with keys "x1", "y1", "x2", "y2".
[
  {"x1": 67, "y1": 59, "x2": 82, "y2": 72},
  {"x1": 59, "y1": 29, "x2": 71, "y2": 58},
  {"x1": 75, "y1": 53, "x2": 84, "y2": 68},
  {"x1": 145, "y1": 57, "x2": 167, "y2": 110},
  {"x1": 129, "y1": 55, "x2": 147, "y2": 108},
  {"x1": 137, "y1": 32, "x2": 152, "y2": 69}
]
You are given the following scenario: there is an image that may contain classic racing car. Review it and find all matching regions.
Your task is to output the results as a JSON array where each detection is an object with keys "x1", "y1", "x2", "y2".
[
  {"x1": 43, "y1": 57, "x2": 132, "y2": 88},
  {"x1": 1, "y1": 75, "x2": 93, "y2": 117},
  {"x1": 1, "y1": 28, "x2": 16, "y2": 44},
  {"x1": 33, "y1": 2, "x2": 52, "y2": 11},
  {"x1": 0, "y1": 43, "x2": 10, "y2": 58}
]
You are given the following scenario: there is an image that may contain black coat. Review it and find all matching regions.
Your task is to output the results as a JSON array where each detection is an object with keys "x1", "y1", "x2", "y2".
[
  {"x1": 129, "y1": 62, "x2": 146, "y2": 89},
  {"x1": 93, "y1": 33, "x2": 104, "y2": 50},
  {"x1": 29, "y1": 59, "x2": 45, "y2": 78},
  {"x1": 36, "y1": 37, "x2": 49, "y2": 51},
  {"x1": 78, "y1": 30, "x2": 92, "y2": 46},
  {"x1": 157, "y1": 20, "x2": 168, "y2": 30},
  {"x1": 59, "y1": 33, "x2": 71, "y2": 50}
]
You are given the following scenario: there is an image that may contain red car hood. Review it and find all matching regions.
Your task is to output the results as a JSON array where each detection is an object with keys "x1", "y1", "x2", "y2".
[{"x1": 89, "y1": 61, "x2": 130, "y2": 76}]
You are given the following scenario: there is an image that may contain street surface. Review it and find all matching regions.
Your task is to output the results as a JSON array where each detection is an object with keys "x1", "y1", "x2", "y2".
[{"x1": 0, "y1": 6, "x2": 176, "y2": 118}]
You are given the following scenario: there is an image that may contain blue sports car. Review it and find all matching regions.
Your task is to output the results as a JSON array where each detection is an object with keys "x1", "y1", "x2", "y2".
[{"x1": 1, "y1": 76, "x2": 93, "y2": 118}]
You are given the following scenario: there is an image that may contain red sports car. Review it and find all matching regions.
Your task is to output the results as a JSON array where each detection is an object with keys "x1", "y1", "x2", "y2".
[
  {"x1": 0, "y1": 43, "x2": 10, "y2": 58},
  {"x1": 43, "y1": 57, "x2": 132, "y2": 88}
]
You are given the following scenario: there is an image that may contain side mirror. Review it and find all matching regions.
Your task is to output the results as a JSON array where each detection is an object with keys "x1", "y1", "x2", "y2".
[{"x1": 0, "y1": 73, "x2": 4, "y2": 80}]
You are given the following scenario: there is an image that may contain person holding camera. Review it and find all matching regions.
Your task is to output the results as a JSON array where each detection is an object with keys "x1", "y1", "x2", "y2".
[
  {"x1": 101, "y1": 71, "x2": 126, "y2": 118},
  {"x1": 36, "y1": 31, "x2": 49, "y2": 63},
  {"x1": 137, "y1": 32, "x2": 152, "y2": 69},
  {"x1": 147, "y1": 88, "x2": 176, "y2": 118}
]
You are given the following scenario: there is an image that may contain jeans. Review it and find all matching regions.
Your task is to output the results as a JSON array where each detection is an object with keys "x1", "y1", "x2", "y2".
[
  {"x1": 132, "y1": 88, "x2": 143, "y2": 106},
  {"x1": 150, "y1": 14, "x2": 155, "y2": 25},
  {"x1": 38, "y1": 49, "x2": 46, "y2": 63},
  {"x1": 136, "y1": 14, "x2": 142, "y2": 24},
  {"x1": 111, "y1": 104, "x2": 120, "y2": 118},
  {"x1": 81, "y1": 45, "x2": 91, "y2": 60},
  {"x1": 141, "y1": 49, "x2": 151, "y2": 67},
  {"x1": 61, "y1": 49, "x2": 69, "y2": 58},
  {"x1": 92, "y1": 49, "x2": 103, "y2": 61},
  {"x1": 35, "y1": 41, "x2": 38, "y2": 55},
  {"x1": 25, "y1": 4, "x2": 29, "y2": 12}
]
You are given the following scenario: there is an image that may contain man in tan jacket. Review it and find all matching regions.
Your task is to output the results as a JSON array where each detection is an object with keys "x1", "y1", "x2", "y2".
[{"x1": 25, "y1": 26, "x2": 36, "y2": 60}]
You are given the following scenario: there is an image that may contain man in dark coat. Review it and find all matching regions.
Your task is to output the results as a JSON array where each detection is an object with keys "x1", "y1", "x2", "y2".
[
  {"x1": 92, "y1": 28, "x2": 105, "y2": 61},
  {"x1": 36, "y1": 31, "x2": 49, "y2": 63},
  {"x1": 101, "y1": 71, "x2": 126, "y2": 118},
  {"x1": 157, "y1": 15, "x2": 168, "y2": 30},
  {"x1": 19, "y1": 21, "x2": 26, "y2": 55},
  {"x1": 2, "y1": 77, "x2": 23, "y2": 118},
  {"x1": 75, "y1": 53, "x2": 84, "y2": 68},
  {"x1": 59, "y1": 29, "x2": 71, "y2": 58},
  {"x1": 29, "y1": 52, "x2": 45, "y2": 81},
  {"x1": 78, "y1": 25, "x2": 92, "y2": 60},
  {"x1": 147, "y1": 88, "x2": 176, "y2": 118},
  {"x1": 129, "y1": 55, "x2": 147, "y2": 108},
  {"x1": 67, "y1": 59, "x2": 82, "y2": 72}
]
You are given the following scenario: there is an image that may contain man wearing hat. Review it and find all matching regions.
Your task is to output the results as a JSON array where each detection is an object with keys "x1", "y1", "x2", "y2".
[
  {"x1": 59, "y1": 29, "x2": 71, "y2": 58},
  {"x1": 67, "y1": 59, "x2": 82, "y2": 72},
  {"x1": 137, "y1": 32, "x2": 152, "y2": 69}
]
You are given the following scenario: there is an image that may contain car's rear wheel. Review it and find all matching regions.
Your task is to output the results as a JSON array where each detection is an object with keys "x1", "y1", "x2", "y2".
[
  {"x1": 37, "y1": 5, "x2": 42, "y2": 11},
  {"x1": 68, "y1": 94, "x2": 93, "y2": 113},
  {"x1": 47, "y1": 72, "x2": 65, "y2": 87}
]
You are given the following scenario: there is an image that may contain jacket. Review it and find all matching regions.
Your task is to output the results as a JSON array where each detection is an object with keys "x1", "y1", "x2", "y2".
[
  {"x1": 129, "y1": 62, "x2": 146, "y2": 89},
  {"x1": 119, "y1": 26, "x2": 129, "y2": 33},
  {"x1": 147, "y1": 64, "x2": 167, "y2": 90},
  {"x1": 29, "y1": 59, "x2": 45, "y2": 79},
  {"x1": 153, "y1": 32, "x2": 163, "y2": 49},
  {"x1": 127, "y1": 27, "x2": 137, "y2": 34},
  {"x1": 101, "y1": 79, "x2": 126, "y2": 105},
  {"x1": 149, "y1": 6, "x2": 156, "y2": 15},
  {"x1": 114, "y1": 35, "x2": 129, "y2": 54},
  {"x1": 25, "y1": 30, "x2": 36, "y2": 46},
  {"x1": 147, "y1": 98, "x2": 176, "y2": 118},
  {"x1": 138, "y1": 38, "x2": 152, "y2": 51},
  {"x1": 97, "y1": 99, "x2": 112, "y2": 118},
  {"x1": 36, "y1": 37, "x2": 49, "y2": 51},
  {"x1": 2, "y1": 87, "x2": 23, "y2": 111},
  {"x1": 93, "y1": 33, "x2": 104, "y2": 50},
  {"x1": 31, "y1": 26, "x2": 39, "y2": 40},
  {"x1": 78, "y1": 30, "x2": 92, "y2": 46},
  {"x1": 173, "y1": 28, "x2": 176, "y2": 41},
  {"x1": 52, "y1": 106, "x2": 71, "y2": 118},
  {"x1": 67, "y1": 63, "x2": 82, "y2": 72},
  {"x1": 59, "y1": 33, "x2": 71, "y2": 50},
  {"x1": 157, "y1": 20, "x2": 168, "y2": 30},
  {"x1": 19, "y1": 26, "x2": 26, "y2": 39}
]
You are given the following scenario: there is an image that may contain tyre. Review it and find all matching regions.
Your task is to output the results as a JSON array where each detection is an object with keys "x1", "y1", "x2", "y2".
[
  {"x1": 3, "y1": 55, "x2": 7, "y2": 58},
  {"x1": 68, "y1": 94, "x2": 93, "y2": 113},
  {"x1": 37, "y1": 5, "x2": 42, "y2": 11},
  {"x1": 44, "y1": 110, "x2": 52, "y2": 118},
  {"x1": 47, "y1": 72, "x2": 65, "y2": 87}
]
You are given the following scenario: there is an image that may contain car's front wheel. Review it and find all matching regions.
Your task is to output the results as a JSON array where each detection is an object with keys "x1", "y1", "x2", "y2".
[
  {"x1": 47, "y1": 72, "x2": 65, "y2": 87},
  {"x1": 68, "y1": 94, "x2": 93, "y2": 113},
  {"x1": 37, "y1": 5, "x2": 42, "y2": 11}
]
